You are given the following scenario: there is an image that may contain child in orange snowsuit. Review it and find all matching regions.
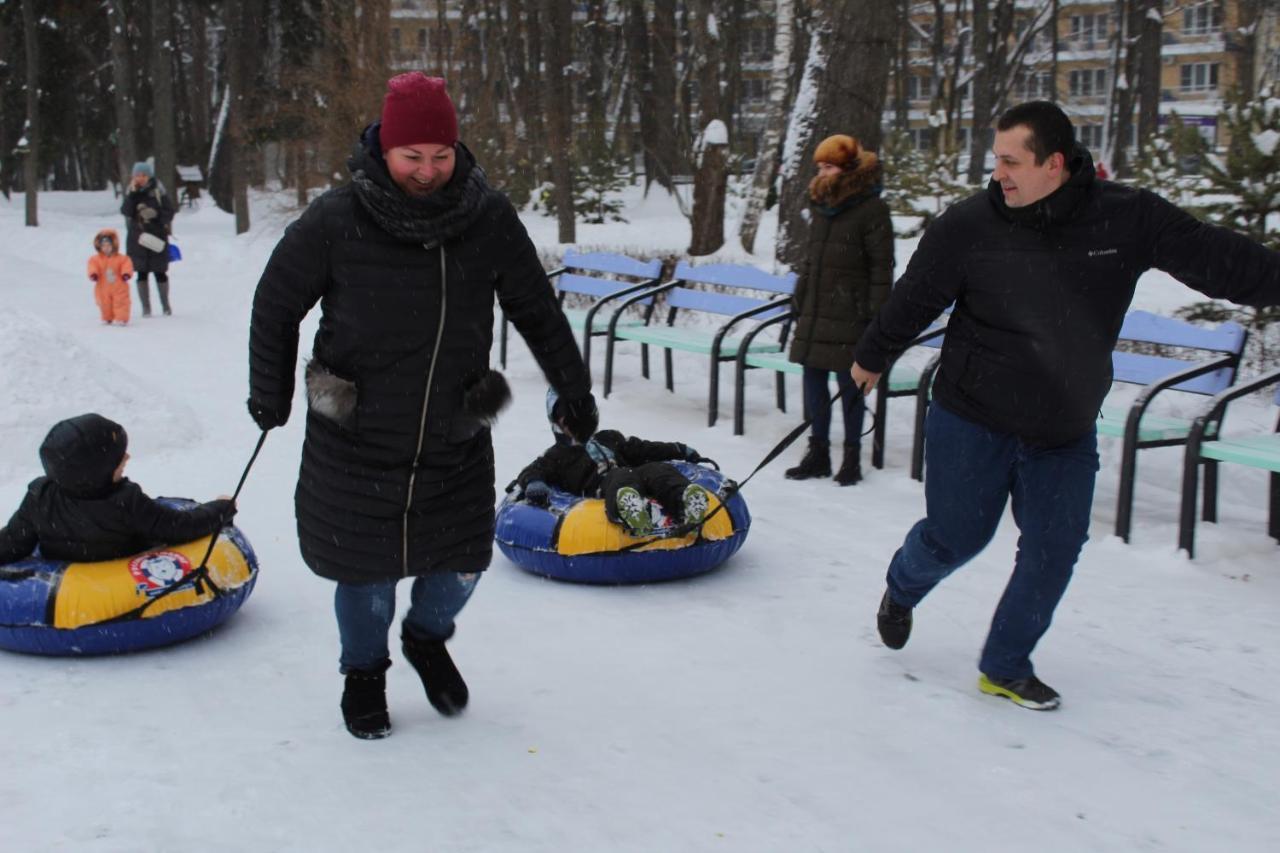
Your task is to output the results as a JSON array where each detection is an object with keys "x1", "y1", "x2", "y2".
[{"x1": 87, "y1": 229, "x2": 134, "y2": 325}]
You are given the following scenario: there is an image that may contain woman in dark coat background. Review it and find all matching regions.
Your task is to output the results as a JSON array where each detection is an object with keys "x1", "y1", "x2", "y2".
[
  {"x1": 785, "y1": 135, "x2": 894, "y2": 485},
  {"x1": 247, "y1": 73, "x2": 597, "y2": 740},
  {"x1": 121, "y1": 161, "x2": 175, "y2": 316}
]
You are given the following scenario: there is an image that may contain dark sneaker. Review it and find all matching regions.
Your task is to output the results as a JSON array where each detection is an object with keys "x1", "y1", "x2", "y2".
[
  {"x1": 341, "y1": 669, "x2": 392, "y2": 739},
  {"x1": 876, "y1": 590, "x2": 912, "y2": 650},
  {"x1": 978, "y1": 674, "x2": 1061, "y2": 711},
  {"x1": 615, "y1": 486, "x2": 654, "y2": 535},
  {"x1": 681, "y1": 484, "x2": 711, "y2": 525}
]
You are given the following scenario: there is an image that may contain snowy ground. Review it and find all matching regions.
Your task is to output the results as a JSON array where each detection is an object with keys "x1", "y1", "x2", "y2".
[{"x1": 0, "y1": 187, "x2": 1277, "y2": 852}]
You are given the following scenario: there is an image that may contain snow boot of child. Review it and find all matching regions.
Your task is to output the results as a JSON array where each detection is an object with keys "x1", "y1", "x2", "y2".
[
  {"x1": 785, "y1": 438, "x2": 831, "y2": 480},
  {"x1": 341, "y1": 666, "x2": 392, "y2": 740},
  {"x1": 402, "y1": 626, "x2": 469, "y2": 717},
  {"x1": 614, "y1": 486, "x2": 655, "y2": 535},
  {"x1": 681, "y1": 483, "x2": 711, "y2": 525},
  {"x1": 834, "y1": 445, "x2": 862, "y2": 486},
  {"x1": 876, "y1": 589, "x2": 913, "y2": 650},
  {"x1": 978, "y1": 674, "x2": 1061, "y2": 711}
]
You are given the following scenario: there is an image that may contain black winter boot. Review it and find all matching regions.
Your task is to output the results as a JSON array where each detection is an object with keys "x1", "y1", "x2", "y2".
[
  {"x1": 341, "y1": 668, "x2": 392, "y2": 740},
  {"x1": 402, "y1": 627, "x2": 469, "y2": 717},
  {"x1": 877, "y1": 590, "x2": 913, "y2": 650},
  {"x1": 785, "y1": 438, "x2": 831, "y2": 480},
  {"x1": 834, "y1": 445, "x2": 863, "y2": 486}
]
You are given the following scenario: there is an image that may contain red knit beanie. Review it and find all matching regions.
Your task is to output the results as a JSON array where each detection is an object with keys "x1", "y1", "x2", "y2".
[{"x1": 378, "y1": 73, "x2": 458, "y2": 151}]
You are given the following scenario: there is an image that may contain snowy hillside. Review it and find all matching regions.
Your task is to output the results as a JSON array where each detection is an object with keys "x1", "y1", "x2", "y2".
[{"x1": 0, "y1": 188, "x2": 1276, "y2": 852}]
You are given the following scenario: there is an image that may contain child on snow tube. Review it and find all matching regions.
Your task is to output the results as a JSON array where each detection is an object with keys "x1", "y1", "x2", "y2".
[
  {"x1": 0, "y1": 413, "x2": 236, "y2": 565},
  {"x1": 506, "y1": 389, "x2": 714, "y2": 537}
]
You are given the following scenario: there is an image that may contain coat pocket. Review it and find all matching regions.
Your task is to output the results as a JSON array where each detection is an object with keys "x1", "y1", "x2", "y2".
[{"x1": 305, "y1": 359, "x2": 358, "y2": 431}]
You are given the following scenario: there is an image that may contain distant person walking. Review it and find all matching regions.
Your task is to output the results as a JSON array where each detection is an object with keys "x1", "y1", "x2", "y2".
[
  {"x1": 785, "y1": 134, "x2": 893, "y2": 486},
  {"x1": 121, "y1": 161, "x2": 175, "y2": 317},
  {"x1": 247, "y1": 72, "x2": 596, "y2": 740},
  {"x1": 852, "y1": 101, "x2": 1280, "y2": 711}
]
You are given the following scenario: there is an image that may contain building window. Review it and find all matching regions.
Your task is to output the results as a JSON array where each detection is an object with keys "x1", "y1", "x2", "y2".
[
  {"x1": 1079, "y1": 125, "x2": 1104, "y2": 150},
  {"x1": 1017, "y1": 71, "x2": 1052, "y2": 100},
  {"x1": 1069, "y1": 14, "x2": 1109, "y2": 44},
  {"x1": 747, "y1": 27, "x2": 770, "y2": 59},
  {"x1": 1068, "y1": 69, "x2": 1107, "y2": 97},
  {"x1": 907, "y1": 75, "x2": 934, "y2": 101},
  {"x1": 1183, "y1": 2, "x2": 1223, "y2": 35},
  {"x1": 908, "y1": 23, "x2": 932, "y2": 51},
  {"x1": 908, "y1": 127, "x2": 934, "y2": 150},
  {"x1": 741, "y1": 76, "x2": 767, "y2": 104},
  {"x1": 1180, "y1": 62, "x2": 1219, "y2": 92},
  {"x1": 417, "y1": 28, "x2": 428, "y2": 54},
  {"x1": 391, "y1": 27, "x2": 401, "y2": 55}
]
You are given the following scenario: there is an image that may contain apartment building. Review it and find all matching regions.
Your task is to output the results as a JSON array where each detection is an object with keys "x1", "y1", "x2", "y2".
[{"x1": 895, "y1": 0, "x2": 1271, "y2": 161}]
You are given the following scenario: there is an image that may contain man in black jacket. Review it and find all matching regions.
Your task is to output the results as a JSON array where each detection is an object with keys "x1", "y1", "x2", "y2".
[{"x1": 851, "y1": 101, "x2": 1280, "y2": 710}]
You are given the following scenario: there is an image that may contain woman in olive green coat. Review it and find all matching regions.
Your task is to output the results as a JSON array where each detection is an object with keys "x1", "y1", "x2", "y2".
[{"x1": 785, "y1": 135, "x2": 895, "y2": 485}]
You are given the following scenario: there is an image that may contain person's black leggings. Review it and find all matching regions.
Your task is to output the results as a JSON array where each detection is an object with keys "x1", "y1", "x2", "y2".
[{"x1": 136, "y1": 272, "x2": 170, "y2": 315}]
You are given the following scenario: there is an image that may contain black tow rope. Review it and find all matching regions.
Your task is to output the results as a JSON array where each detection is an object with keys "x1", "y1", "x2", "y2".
[
  {"x1": 96, "y1": 430, "x2": 269, "y2": 625},
  {"x1": 616, "y1": 387, "x2": 875, "y2": 552}
]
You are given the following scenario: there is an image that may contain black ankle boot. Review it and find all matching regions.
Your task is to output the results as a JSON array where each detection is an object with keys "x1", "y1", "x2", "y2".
[
  {"x1": 402, "y1": 627, "x2": 469, "y2": 717},
  {"x1": 785, "y1": 438, "x2": 831, "y2": 480},
  {"x1": 341, "y1": 667, "x2": 392, "y2": 740},
  {"x1": 834, "y1": 445, "x2": 862, "y2": 486}
]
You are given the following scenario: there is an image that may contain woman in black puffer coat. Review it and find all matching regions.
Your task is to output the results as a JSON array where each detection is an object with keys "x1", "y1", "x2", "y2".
[
  {"x1": 785, "y1": 135, "x2": 894, "y2": 486},
  {"x1": 121, "y1": 161, "x2": 175, "y2": 316},
  {"x1": 247, "y1": 73, "x2": 597, "y2": 740}
]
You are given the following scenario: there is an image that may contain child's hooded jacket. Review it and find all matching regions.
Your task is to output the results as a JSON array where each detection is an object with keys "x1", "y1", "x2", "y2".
[{"x1": 0, "y1": 414, "x2": 234, "y2": 564}]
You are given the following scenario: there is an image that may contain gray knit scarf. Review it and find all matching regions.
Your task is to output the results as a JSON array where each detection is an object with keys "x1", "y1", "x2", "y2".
[{"x1": 351, "y1": 160, "x2": 490, "y2": 246}]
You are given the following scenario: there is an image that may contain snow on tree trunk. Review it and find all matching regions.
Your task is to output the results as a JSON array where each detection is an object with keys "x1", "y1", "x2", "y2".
[
  {"x1": 776, "y1": 1, "x2": 894, "y2": 270},
  {"x1": 739, "y1": 0, "x2": 795, "y2": 254},
  {"x1": 689, "y1": 0, "x2": 727, "y2": 256}
]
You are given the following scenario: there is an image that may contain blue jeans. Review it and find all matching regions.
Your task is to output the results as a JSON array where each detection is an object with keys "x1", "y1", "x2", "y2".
[
  {"x1": 886, "y1": 403, "x2": 1098, "y2": 680},
  {"x1": 334, "y1": 573, "x2": 480, "y2": 673},
  {"x1": 802, "y1": 366, "x2": 864, "y2": 445}
]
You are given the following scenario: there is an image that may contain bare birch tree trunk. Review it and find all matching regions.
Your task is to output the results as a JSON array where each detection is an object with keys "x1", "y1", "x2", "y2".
[
  {"x1": 21, "y1": 0, "x2": 39, "y2": 226},
  {"x1": 739, "y1": 0, "x2": 794, "y2": 253},
  {"x1": 543, "y1": 0, "x2": 576, "y2": 242}
]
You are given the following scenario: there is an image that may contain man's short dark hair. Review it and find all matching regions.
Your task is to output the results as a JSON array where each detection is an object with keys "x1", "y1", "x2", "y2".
[{"x1": 996, "y1": 101, "x2": 1075, "y2": 164}]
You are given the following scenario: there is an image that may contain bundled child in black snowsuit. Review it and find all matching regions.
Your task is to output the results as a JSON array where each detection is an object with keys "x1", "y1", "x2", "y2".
[
  {"x1": 509, "y1": 390, "x2": 712, "y2": 536},
  {"x1": 0, "y1": 413, "x2": 235, "y2": 564}
]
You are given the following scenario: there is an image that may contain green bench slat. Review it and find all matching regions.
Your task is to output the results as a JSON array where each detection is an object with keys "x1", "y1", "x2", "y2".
[
  {"x1": 613, "y1": 324, "x2": 783, "y2": 355},
  {"x1": 742, "y1": 352, "x2": 803, "y2": 375},
  {"x1": 1096, "y1": 405, "x2": 1201, "y2": 442},
  {"x1": 1198, "y1": 435, "x2": 1280, "y2": 471}
]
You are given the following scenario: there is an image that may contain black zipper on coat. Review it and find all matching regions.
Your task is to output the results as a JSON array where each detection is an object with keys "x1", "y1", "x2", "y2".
[{"x1": 403, "y1": 244, "x2": 449, "y2": 576}]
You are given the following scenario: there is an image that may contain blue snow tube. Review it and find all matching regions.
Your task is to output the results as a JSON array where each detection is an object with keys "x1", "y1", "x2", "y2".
[
  {"x1": 495, "y1": 461, "x2": 750, "y2": 584},
  {"x1": 0, "y1": 499, "x2": 258, "y2": 656}
]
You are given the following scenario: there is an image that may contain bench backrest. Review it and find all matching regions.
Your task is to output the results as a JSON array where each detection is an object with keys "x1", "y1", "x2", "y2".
[
  {"x1": 556, "y1": 250, "x2": 663, "y2": 303},
  {"x1": 1112, "y1": 310, "x2": 1247, "y2": 396},
  {"x1": 665, "y1": 261, "x2": 796, "y2": 320}
]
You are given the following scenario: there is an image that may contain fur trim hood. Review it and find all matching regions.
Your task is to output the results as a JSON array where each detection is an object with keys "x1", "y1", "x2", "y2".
[
  {"x1": 808, "y1": 153, "x2": 883, "y2": 208},
  {"x1": 93, "y1": 228, "x2": 121, "y2": 253}
]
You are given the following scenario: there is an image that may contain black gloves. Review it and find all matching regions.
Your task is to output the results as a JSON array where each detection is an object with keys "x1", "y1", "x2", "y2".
[
  {"x1": 555, "y1": 392, "x2": 599, "y2": 444},
  {"x1": 523, "y1": 480, "x2": 552, "y2": 507},
  {"x1": 247, "y1": 398, "x2": 289, "y2": 431},
  {"x1": 680, "y1": 444, "x2": 702, "y2": 462}
]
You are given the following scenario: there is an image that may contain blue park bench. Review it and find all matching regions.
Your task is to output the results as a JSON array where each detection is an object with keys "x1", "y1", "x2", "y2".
[
  {"x1": 498, "y1": 250, "x2": 662, "y2": 374},
  {"x1": 1178, "y1": 367, "x2": 1280, "y2": 558},
  {"x1": 601, "y1": 261, "x2": 796, "y2": 427}
]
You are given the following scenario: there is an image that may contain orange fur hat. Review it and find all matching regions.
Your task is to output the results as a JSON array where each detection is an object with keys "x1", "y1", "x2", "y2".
[{"x1": 813, "y1": 134, "x2": 862, "y2": 169}]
